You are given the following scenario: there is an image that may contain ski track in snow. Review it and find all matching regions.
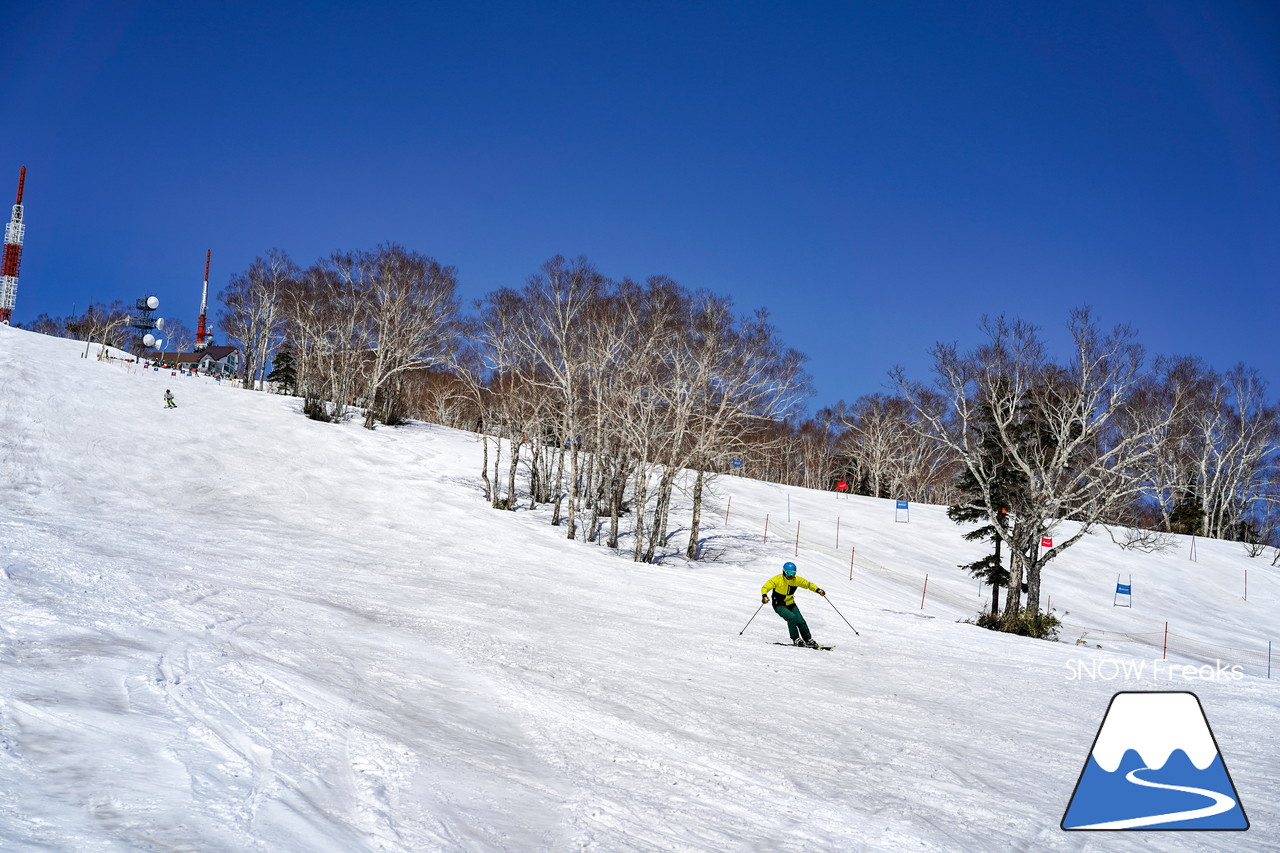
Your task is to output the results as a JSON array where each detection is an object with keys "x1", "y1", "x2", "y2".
[{"x1": 0, "y1": 326, "x2": 1277, "y2": 852}]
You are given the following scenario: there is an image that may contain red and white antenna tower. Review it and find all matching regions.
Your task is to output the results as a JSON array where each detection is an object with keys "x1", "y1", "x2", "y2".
[
  {"x1": 195, "y1": 248, "x2": 212, "y2": 350},
  {"x1": 0, "y1": 167, "x2": 26, "y2": 325}
]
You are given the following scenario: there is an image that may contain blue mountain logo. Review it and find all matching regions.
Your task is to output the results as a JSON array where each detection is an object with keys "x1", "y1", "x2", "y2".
[{"x1": 1062, "y1": 691, "x2": 1248, "y2": 831}]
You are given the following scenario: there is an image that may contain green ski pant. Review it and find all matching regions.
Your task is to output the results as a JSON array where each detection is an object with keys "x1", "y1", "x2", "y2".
[{"x1": 773, "y1": 603, "x2": 811, "y2": 642}]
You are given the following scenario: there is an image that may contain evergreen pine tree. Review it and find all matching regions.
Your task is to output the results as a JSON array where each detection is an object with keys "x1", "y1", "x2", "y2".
[
  {"x1": 1168, "y1": 486, "x2": 1204, "y2": 536},
  {"x1": 947, "y1": 400, "x2": 1027, "y2": 618},
  {"x1": 265, "y1": 347, "x2": 297, "y2": 395}
]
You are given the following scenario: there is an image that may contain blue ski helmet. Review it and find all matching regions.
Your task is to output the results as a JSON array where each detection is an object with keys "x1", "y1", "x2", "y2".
[{"x1": 782, "y1": 562, "x2": 797, "y2": 577}]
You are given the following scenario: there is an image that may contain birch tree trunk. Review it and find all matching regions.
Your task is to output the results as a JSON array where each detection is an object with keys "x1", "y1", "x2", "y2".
[{"x1": 685, "y1": 468, "x2": 705, "y2": 559}]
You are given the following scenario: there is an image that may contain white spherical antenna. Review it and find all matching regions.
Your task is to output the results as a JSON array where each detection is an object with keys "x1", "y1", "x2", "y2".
[
  {"x1": 155, "y1": 317, "x2": 165, "y2": 330},
  {"x1": 142, "y1": 333, "x2": 156, "y2": 348},
  {"x1": 146, "y1": 296, "x2": 160, "y2": 310}
]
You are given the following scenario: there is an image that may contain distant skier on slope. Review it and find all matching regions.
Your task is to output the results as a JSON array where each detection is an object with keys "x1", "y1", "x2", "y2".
[
  {"x1": 164, "y1": 389, "x2": 177, "y2": 409},
  {"x1": 762, "y1": 561, "x2": 825, "y2": 648}
]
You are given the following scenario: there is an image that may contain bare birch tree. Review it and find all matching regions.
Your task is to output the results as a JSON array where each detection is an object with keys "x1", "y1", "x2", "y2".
[
  {"x1": 895, "y1": 309, "x2": 1186, "y2": 618},
  {"x1": 1143, "y1": 359, "x2": 1280, "y2": 540},
  {"x1": 348, "y1": 245, "x2": 460, "y2": 429},
  {"x1": 281, "y1": 258, "x2": 365, "y2": 421},
  {"x1": 678, "y1": 303, "x2": 811, "y2": 559},
  {"x1": 1190, "y1": 366, "x2": 1279, "y2": 540},
  {"x1": 219, "y1": 249, "x2": 295, "y2": 391}
]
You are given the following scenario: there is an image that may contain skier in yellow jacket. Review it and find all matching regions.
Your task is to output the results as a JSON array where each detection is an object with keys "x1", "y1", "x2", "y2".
[{"x1": 762, "y1": 561, "x2": 825, "y2": 647}]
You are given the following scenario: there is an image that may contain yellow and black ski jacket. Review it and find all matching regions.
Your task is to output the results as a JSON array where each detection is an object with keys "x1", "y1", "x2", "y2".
[{"x1": 762, "y1": 573, "x2": 820, "y2": 607}]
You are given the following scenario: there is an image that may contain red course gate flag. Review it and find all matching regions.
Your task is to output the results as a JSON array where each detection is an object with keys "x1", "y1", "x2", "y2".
[{"x1": 1041, "y1": 537, "x2": 1054, "y2": 548}]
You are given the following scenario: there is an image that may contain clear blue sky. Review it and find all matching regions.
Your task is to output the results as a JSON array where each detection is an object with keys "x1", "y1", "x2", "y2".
[{"x1": 4, "y1": 1, "x2": 1278, "y2": 409}]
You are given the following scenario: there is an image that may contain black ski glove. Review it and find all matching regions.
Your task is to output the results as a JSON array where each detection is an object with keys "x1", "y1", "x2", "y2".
[
  {"x1": 762, "y1": 594, "x2": 769, "y2": 604},
  {"x1": 817, "y1": 588, "x2": 826, "y2": 596}
]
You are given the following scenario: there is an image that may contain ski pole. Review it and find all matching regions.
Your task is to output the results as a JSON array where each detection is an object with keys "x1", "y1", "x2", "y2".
[
  {"x1": 740, "y1": 601, "x2": 766, "y2": 635},
  {"x1": 823, "y1": 595, "x2": 860, "y2": 636}
]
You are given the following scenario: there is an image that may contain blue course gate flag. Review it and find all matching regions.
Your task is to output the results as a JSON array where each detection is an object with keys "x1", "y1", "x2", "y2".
[{"x1": 1114, "y1": 574, "x2": 1133, "y2": 607}]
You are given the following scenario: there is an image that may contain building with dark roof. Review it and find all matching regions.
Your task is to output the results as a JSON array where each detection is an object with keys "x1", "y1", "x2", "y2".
[{"x1": 153, "y1": 344, "x2": 241, "y2": 378}]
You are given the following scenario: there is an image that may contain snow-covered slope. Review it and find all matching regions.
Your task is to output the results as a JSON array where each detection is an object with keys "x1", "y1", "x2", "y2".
[{"x1": 0, "y1": 324, "x2": 1276, "y2": 852}]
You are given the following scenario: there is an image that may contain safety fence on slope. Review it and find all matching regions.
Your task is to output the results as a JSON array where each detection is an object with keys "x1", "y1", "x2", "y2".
[
  {"x1": 704, "y1": 492, "x2": 1278, "y2": 680},
  {"x1": 1061, "y1": 622, "x2": 1277, "y2": 678},
  {"x1": 705, "y1": 494, "x2": 981, "y2": 610}
]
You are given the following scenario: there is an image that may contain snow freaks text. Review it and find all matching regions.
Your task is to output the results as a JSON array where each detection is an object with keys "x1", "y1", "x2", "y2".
[{"x1": 1065, "y1": 659, "x2": 1245, "y2": 682}]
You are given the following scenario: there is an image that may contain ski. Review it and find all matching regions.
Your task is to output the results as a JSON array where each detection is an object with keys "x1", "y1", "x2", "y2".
[{"x1": 773, "y1": 642, "x2": 835, "y2": 651}]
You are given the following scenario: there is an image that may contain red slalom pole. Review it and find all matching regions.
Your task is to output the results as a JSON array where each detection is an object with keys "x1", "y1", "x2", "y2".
[
  {"x1": 849, "y1": 547, "x2": 855, "y2": 580},
  {"x1": 725, "y1": 496, "x2": 732, "y2": 526},
  {"x1": 920, "y1": 573, "x2": 929, "y2": 609},
  {"x1": 1163, "y1": 622, "x2": 1169, "y2": 660}
]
